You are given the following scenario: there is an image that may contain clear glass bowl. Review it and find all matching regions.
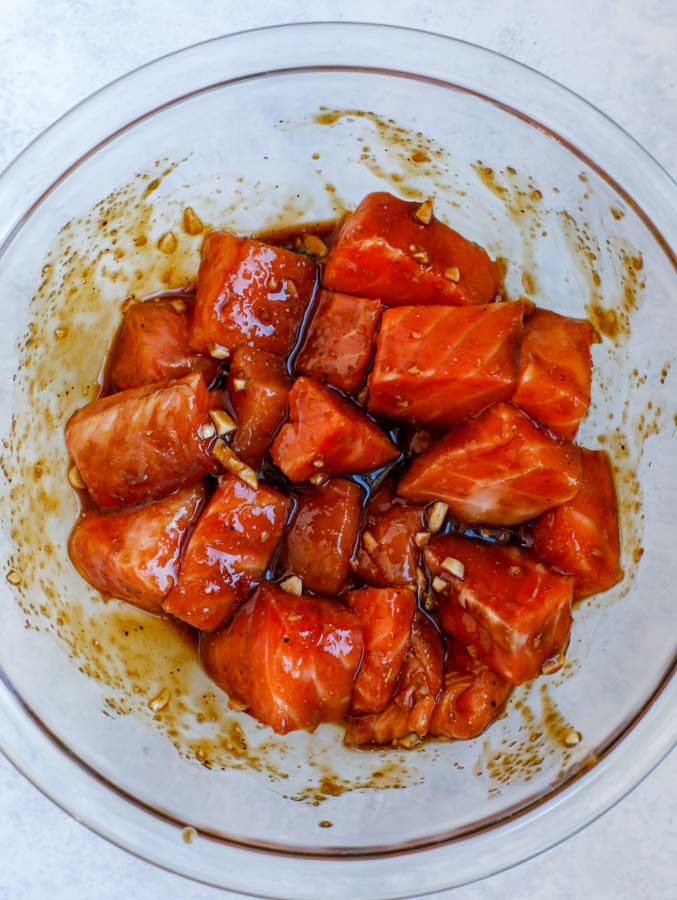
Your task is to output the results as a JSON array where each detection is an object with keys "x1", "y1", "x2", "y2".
[{"x1": 0, "y1": 23, "x2": 675, "y2": 899}]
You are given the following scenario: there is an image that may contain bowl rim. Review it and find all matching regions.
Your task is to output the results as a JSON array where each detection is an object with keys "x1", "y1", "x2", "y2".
[{"x1": 0, "y1": 20, "x2": 675, "y2": 899}]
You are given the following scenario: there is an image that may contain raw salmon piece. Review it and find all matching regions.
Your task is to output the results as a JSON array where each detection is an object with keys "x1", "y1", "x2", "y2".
[
  {"x1": 323, "y1": 191, "x2": 501, "y2": 306},
  {"x1": 65, "y1": 372, "x2": 217, "y2": 509},
  {"x1": 354, "y1": 482, "x2": 424, "y2": 587},
  {"x1": 344, "y1": 612, "x2": 444, "y2": 746},
  {"x1": 512, "y1": 308, "x2": 595, "y2": 438},
  {"x1": 398, "y1": 402, "x2": 582, "y2": 526},
  {"x1": 109, "y1": 298, "x2": 220, "y2": 392},
  {"x1": 347, "y1": 586, "x2": 416, "y2": 715},
  {"x1": 429, "y1": 638, "x2": 512, "y2": 740},
  {"x1": 281, "y1": 479, "x2": 363, "y2": 595},
  {"x1": 69, "y1": 482, "x2": 207, "y2": 613},
  {"x1": 162, "y1": 475, "x2": 290, "y2": 631},
  {"x1": 424, "y1": 534, "x2": 574, "y2": 684},
  {"x1": 368, "y1": 303, "x2": 523, "y2": 430},
  {"x1": 228, "y1": 346, "x2": 291, "y2": 469},
  {"x1": 295, "y1": 289, "x2": 382, "y2": 394},
  {"x1": 270, "y1": 376, "x2": 399, "y2": 482},
  {"x1": 189, "y1": 230, "x2": 316, "y2": 357},
  {"x1": 531, "y1": 448, "x2": 621, "y2": 598},
  {"x1": 201, "y1": 583, "x2": 363, "y2": 734}
]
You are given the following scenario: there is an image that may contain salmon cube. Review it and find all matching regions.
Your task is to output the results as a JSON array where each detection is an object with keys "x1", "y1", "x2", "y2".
[
  {"x1": 270, "y1": 376, "x2": 399, "y2": 482},
  {"x1": 512, "y1": 308, "x2": 596, "y2": 438},
  {"x1": 295, "y1": 289, "x2": 382, "y2": 394},
  {"x1": 68, "y1": 482, "x2": 207, "y2": 613},
  {"x1": 281, "y1": 479, "x2": 363, "y2": 595},
  {"x1": 189, "y1": 231, "x2": 316, "y2": 357},
  {"x1": 109, "y1": 298, "x2": 220, "y2": 392},
  {"x1": 347, "y1": 586, "x2": 416, "y2": 715},
  {"x1": 228, "y1": 346, "x2": 291, "y2": 469},
  {"x1": 368, "y1": 303, "x2": 523, "y2": 430},
  {"x1": 323, "y1": 191, "x2": 501, "y2": 307},
  {"x1": 354, "y1": 482, "x2": 424, "y2": 586},
  {"x1": 428, "y1": 638, "x2": 512, "y2": 740},
  {"x1": 425, "y1": 535, "x2": 574, "y2": 684},
  {"x1": 65, "y1": 372, "x2": 217, "y2": 509},
  {"x1": 200, "y1": 583, "x2": 364, "y2": 734},
  {"x1": 344, "y1": 612, "x2": 444, "y2": 747},
  {"x1": 162, "y1": 475, "x2": 290, "y2": 631},
  {"x1": 398, "y1": 402, "x2": 582, "y2": 526},
  {"x1": 531, "y1": 449, "x2": 621, "y2": 598}
]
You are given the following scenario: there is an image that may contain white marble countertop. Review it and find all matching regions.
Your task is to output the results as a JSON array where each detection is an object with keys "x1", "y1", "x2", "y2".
[{"x1": 1, "y1": 1, "x2": 675, "y2": 898}]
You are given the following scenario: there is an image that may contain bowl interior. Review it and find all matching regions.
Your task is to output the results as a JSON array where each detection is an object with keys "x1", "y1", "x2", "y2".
[{"x1": 0, "y1": 26, "x2": 675, "y2": 897}]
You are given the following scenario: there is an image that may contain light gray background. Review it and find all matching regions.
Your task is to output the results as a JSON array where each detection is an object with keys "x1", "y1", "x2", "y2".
[{"x1": 0, "y1": 1, "x2": 675, "y2": 898}]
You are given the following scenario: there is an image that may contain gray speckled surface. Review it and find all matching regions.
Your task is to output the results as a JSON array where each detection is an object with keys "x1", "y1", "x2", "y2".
[{"x1": 0, "y1": 1, "x2": 675, "y2": 898}]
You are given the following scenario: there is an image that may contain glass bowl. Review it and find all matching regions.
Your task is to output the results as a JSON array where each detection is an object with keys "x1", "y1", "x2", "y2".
[{"x1": 0, "y1": 23, "x2": 675, "y2": 900}]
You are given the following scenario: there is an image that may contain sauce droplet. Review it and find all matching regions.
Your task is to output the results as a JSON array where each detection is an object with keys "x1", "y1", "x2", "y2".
[
  {"x1": 182, "y1": 207, "x2": 203, "y2": 236},
  {"x1": 148, "y1": 687, "x2": 171, "y2": 712},
  {"x1": 563, "y1": 729, "x2": 582, "y2": 747},
  {"x1": 157, "y1": 231, "x2": 178, "y2": 254}
]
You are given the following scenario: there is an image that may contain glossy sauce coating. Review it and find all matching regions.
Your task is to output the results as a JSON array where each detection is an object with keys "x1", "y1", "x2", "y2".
[
  {"x1": 62, "y1": 190, "x2": 619, "y2": 749},
  {"x1": 281, "y1": 479, "x2": 363, "y2": 595},
  {"x1": 162, "y1": 475, "x2": 291, "y2": 631},
  {"x1": 228, "y1": 346, "x2": 291, "y2": 469},
  {"x1": 189, "y1": 231, "x2": 317, "y2": 357}
]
